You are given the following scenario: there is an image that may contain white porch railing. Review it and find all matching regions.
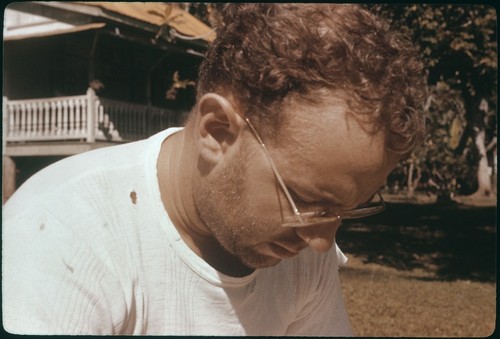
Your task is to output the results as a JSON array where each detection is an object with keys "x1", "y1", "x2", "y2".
[
  {"x1": 5, "y1": 93, "x2": 89, "y2": 142},
  {"x1": 3, "y1": 88, "x2": 180, "y2": 143}
]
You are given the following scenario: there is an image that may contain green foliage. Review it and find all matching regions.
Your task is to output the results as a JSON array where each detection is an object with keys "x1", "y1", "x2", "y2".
[
  {"x1": 369, "y1": 4, "x2": 497, "y2": 197},
  {"x1": 421, "y1": 82, "x2": 479, "y2": 195},
  {"x1": 185, "y1": 3, "x2": 219, "y2": 27},
  {"x1": 369, "y1": 5, "x2": 497, "y2": 89},
  {"x1": 388, "y1": 81, "x2": 480, "y2": 197}
]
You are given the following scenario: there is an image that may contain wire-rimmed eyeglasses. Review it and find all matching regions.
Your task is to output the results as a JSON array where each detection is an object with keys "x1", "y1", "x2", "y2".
[{"x1": 241, "y1": 115, "x2": 386, "y2": 228}]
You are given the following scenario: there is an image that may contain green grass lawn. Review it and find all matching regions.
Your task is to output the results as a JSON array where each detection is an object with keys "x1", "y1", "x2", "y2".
[
  {"x1": 339, "y1": 255, "x2": 495, "y2": 337},
  {"x1": 336, "y1": 201, "x2": 496, "y2": 337}
]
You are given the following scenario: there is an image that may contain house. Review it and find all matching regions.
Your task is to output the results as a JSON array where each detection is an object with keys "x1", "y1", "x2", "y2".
[{"x1": 3, "y1": 2, "x2": 215, "y2": 202}]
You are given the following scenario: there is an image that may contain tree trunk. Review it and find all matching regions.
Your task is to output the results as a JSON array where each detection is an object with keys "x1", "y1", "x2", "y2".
[
  {"x1": 407, "y1": 162, "x2": 415, "y2": 198},
  {"x1": 406, "y1": 162, "x2": 421, "y2": 198},
  {"x1": 474, "y1": 128, "x2": 492, "y2": 196}
]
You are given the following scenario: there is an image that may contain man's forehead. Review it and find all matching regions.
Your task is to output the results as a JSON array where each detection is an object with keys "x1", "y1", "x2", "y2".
[
  {"x1": 268, "y1": 97, "x2": 394, "y2": 201},
  {"x1": 277, "y1": 97, "x2": 376, "y2": 150}
]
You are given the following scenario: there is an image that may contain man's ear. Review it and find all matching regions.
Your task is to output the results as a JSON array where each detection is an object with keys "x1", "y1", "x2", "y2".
[{"x1": 196, "y1": 93, "x2": 245, "y2": 165}]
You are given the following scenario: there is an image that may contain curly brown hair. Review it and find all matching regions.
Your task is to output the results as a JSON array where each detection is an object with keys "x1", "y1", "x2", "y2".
[{"x1": 197, "y1": 4, "x2": 427, "y2": 155}]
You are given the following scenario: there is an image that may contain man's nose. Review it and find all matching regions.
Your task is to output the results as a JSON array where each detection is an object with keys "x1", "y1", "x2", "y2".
[{"x1": 295, "y1": 221, "x2": 341, "y2": 253}]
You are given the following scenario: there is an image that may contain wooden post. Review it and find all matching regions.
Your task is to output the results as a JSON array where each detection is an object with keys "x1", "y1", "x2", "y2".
[
  {"x1": 2, "y1": 98, "x2": 16, "y2": 204},
  {"x1": 2, "y1": 156, "x2": 17, "y2": 204},
  {"x1": 3, "y1": 97, "x2": 8, "y2": 155},
  {"x1": 86, "y1": 87, "x2": 96, "y2": 143}
]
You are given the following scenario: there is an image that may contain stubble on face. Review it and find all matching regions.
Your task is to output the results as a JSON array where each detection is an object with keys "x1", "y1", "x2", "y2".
[{"x1": 193, "y1": 140, "x2": 283, "y2": 269}]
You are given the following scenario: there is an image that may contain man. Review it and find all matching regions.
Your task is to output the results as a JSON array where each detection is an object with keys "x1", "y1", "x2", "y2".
[{"x1": 3, "y1": 4, "x2": 426, "y2": 335}]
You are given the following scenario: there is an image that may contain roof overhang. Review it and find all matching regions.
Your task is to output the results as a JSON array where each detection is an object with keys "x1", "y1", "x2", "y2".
[
  {"x1": 6, "y1": 2, "x2": 215, "y2": 44},
  {"x1": 4, "y1": 22, "x2": 106, "y2": 41},
  {"x1": 76, "y1": 2, "x2": 215, "y2": 42}
]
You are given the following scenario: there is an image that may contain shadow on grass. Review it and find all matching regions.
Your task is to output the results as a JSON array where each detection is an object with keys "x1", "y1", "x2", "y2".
[{"x1": 336, "y1": 202, "x2": 496, "y2": 282}]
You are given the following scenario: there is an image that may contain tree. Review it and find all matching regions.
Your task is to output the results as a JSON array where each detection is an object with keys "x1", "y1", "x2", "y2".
[
  {"x1": 180, "y1": 3, "x2": 220, "y2": 27},
  {"x1": 370, "y1": 4, "x2": 497, "y2": 199}
]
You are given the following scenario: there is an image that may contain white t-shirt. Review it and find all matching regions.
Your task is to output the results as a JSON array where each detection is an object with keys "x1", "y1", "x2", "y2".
[{"x1": 2, "y1": 129, "x2": 353, "y2": 336}]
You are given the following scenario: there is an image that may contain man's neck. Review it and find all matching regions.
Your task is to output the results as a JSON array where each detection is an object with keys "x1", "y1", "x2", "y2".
[{"x1": 157, "y1": 129, "x2": 254, "y2": 277}]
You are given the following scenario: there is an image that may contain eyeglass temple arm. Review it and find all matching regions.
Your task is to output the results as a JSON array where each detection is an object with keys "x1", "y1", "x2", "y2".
[
  {"x1": 242, "y1": 116, "x2": 303, "y2": 220},
  {"x1": 378, "y1": 191, "x2": 386, "y2": 207}
]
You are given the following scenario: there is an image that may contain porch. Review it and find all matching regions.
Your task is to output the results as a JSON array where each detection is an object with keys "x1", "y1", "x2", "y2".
[
  {"x1": 2, "y1": 88, "x2": 185, "y2": 203},
  {"x1": 3, "y1": 88, "x2": 183, "y2": 157}
]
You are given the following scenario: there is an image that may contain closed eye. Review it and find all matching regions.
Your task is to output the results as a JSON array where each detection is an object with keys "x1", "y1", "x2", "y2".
[
  {"x1": 287, "y1": 187, "x2": 330, "y2": 211},
  {"x1": 287, "y1": 187, "x2": 315, "y2": 204}
]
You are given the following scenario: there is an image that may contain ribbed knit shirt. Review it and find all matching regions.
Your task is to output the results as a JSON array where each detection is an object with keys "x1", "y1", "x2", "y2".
[{"x1": 2, "y1": 129, "x2": 354, "y2": 336}]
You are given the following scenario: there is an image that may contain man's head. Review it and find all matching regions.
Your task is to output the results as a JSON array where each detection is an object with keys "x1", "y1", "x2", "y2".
[
  {"x1": 184, "y1": 4, "x2": 426, "y2": 269},
  {"x1": 196, "y1": 4, "x2": 426, "y2": 155}
]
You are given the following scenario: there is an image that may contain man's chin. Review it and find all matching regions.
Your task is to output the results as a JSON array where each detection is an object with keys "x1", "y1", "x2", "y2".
[{"x1": 239, "y1": 254, "x2": 282, "y2": 270}]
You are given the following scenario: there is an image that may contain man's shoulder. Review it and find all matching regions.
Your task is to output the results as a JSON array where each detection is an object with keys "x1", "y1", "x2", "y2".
[
  {"x1": 6, "y1": 142, "x2": 137, "y2": 204},
  {"x1": 4, "y1": 130, "x2": 176, "y2": 214}
]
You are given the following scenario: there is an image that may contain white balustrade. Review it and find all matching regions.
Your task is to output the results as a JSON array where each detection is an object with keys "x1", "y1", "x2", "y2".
[
  {"x1": 50, "y1": 101, "x2": 57, "y2": 135},
  {"x1": 4, "y1": 90, "x2": 177, "y2": 143},
  {"x1": 5, "y1": 94, "x2": 89, "y2": 141},
  {"x1": 25, "y1": 102, "x2": 31, "y2": 137},
  {"x1": 44, "y1": 101, "x2": 50, "y2": 136},
  {"x1": 81, "y1": 98, "x2": 87, "y2": 136},
  {"x1": 36, "y1": 102, "x2": 43, "y2": 137},
  {"x1": 20, "y1": 103, "x2": 26, "y2": 137}
]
